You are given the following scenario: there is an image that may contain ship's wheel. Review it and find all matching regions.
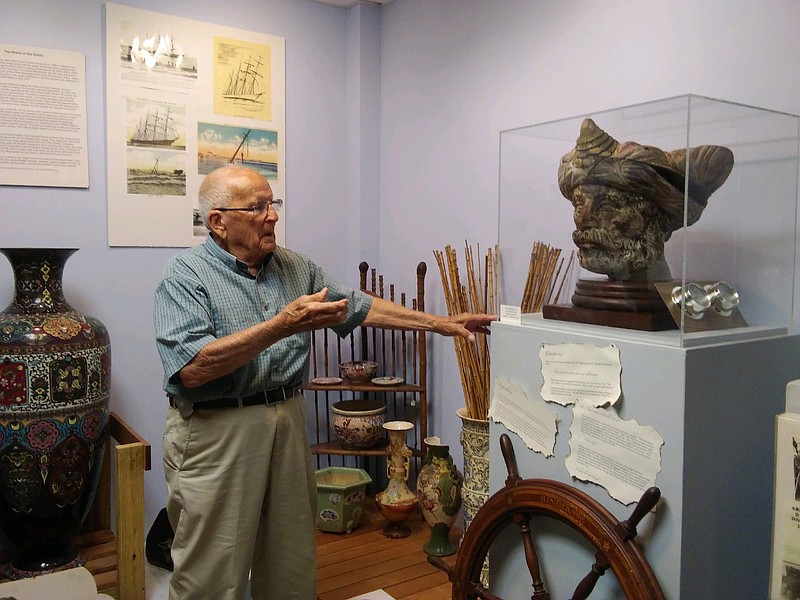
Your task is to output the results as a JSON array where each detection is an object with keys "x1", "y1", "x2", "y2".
[{"x1": 429, "y1": 433, "x2": 666, "y2": 600}]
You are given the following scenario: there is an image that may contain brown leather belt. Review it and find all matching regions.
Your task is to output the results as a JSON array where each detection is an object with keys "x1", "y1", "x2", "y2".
[{"x1": 169, "y1": 385, "x2": 299, "y2": 410}]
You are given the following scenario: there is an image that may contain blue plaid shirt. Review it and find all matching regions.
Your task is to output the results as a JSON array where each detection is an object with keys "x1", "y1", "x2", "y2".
[{"x1": 154, "y1": 236, "x2": 372, "y2": 403}]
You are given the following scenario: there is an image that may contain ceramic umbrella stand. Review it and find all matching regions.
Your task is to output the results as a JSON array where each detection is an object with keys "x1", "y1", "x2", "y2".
[{"x1": 457, "y1": 407, "x2": 490, "y2": 585}]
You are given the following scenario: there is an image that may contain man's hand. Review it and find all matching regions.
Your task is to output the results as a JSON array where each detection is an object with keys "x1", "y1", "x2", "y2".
[
  {"x1": 279, "y1": 288, "x2": 349, "y2": 333},
  {"x1": 441, "y1": 312, "x2": 496, "y2": 342},
  {"x1": 363, "y1": 295, "x2": 495, "y2": 342}
]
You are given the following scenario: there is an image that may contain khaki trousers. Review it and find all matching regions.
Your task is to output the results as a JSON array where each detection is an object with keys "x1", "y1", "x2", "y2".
[{"x1": 163, "y1": 392, "x2": 317, "y2": 600}]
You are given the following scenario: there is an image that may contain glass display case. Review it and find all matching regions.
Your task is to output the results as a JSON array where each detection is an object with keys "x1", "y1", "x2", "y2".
[{"x1": 498, "y1": 94, "x2": 799, "y2": 346}]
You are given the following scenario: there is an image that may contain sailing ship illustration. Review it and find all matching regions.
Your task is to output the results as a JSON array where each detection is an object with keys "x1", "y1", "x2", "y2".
[
  {"x1": 130, "y1": 106, "x2": 179, "y2": 147},
  {"x1": 223, "y1": 55, "x2": 264, "y2": 103}
]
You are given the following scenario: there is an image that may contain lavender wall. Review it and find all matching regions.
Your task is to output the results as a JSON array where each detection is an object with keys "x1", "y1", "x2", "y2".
[
  {"x1": 3, "y1": 0, "x2": 800, "y2": 537},
  {"x1": 0, "y1": 0, "x2": 357, "y2": 528},
  {"x1": 376, "y1": 0, "x2": 800, "y2": 472}
]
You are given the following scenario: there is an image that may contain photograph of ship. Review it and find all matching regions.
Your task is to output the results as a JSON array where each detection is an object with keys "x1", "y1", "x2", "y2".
[
  {"x1": 119, "y1": 32, "x2": 198, "y2": 78},
  {"x1": 197, "y1": 122, "x2": 278, "y2": 180},
  {"x1": 126, "y1": 147, "x2": 186, "y2": 196},
  {"x1": 214, "y1": 37, "x2": 271, "y2": 120},
  {"x1": 126, "y1": 98, "x2": 186, "y2": 149}
]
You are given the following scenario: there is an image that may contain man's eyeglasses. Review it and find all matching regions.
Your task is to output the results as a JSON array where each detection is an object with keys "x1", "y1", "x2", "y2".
[{"x1": 214, "y1": 199, "x2": 283, "y2": 214}]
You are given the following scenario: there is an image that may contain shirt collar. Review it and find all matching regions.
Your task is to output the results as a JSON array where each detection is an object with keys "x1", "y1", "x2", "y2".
[{"x1": 203, "y1": 235, "x2": 273, "y2": 276}]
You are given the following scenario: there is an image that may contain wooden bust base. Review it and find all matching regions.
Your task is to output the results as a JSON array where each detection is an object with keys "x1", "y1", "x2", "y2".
[{"x1": 543, "y1": 278, "x2": 677, "y2": 332}]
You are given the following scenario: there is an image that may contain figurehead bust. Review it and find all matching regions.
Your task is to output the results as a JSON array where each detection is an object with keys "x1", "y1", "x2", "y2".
[{"x1": 557, "y1": 118, "x2": 734, "y2": 281}]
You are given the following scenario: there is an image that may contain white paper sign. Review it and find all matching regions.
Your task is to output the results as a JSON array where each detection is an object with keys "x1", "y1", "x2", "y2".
[
  {"x1": 489, "y1": 376, "x2": 557, "y2": 457},
  {"x1": 0, "y1": 44, "x2": 89, "y2": 188},
  {"x1": 499, "y1": 304, "x2": 521, "y2": 325},
  {"x1": 540, "y1": 343, "x2": 621, "y2": 407},
  {"x1": 345, "y1": 590, "x2": 395, "y2": 600},
  {"x1": 565, "y1": 400, "x2": 664, "y2": 505}
]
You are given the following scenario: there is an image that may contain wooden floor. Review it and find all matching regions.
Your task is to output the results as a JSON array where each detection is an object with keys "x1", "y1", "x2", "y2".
[{"x1": 316, "y1": 499, "x2": 459, "y2": 600}]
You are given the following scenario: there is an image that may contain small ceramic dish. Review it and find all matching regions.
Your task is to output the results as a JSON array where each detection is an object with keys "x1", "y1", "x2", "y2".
[
  {"x1": 311, "y1": 376, "x2": 343, "y2": 385},
  {"x1": 339, "y1": 360, "x2": 379, "y2": 382},
  {"x1": 371, "y1": 376, "x2": 404, "y2": 386}
]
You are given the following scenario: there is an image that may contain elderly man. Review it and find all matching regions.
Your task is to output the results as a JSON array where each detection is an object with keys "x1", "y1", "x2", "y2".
[
  {"x1": 154, "y1": 165, "x2": 495, "y2": 600},
  {"x1": 558, "y1": 118, "x2": 734, "y2": 281}
]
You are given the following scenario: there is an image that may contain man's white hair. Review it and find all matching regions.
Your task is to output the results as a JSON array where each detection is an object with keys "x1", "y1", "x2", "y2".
[{"x1": 197, "y1": 165, "x2": 256, "y2": 229}]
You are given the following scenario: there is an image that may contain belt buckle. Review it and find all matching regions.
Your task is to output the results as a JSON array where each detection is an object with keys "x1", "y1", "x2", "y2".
[
  {"x1": 265, "y1": 387, "x2": 281, "y2": 405},
  {"x1": 274, "y1": 385, "x2": 293, "y2": 404}
]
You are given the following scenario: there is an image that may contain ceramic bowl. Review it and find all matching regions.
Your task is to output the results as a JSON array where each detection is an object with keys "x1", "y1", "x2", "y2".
[
  {"x1": 330, "y1": 399, "x2": 387, "y2": 449},
  {"x1": 339, "y1": 360, "x2": 379, "y2": 382}
]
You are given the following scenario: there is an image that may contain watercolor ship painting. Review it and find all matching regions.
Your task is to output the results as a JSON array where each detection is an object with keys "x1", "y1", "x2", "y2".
[
  {"x1": 197, "y1": 122, "x2": 278, "y2": 180},
  {"x1": 127, "y1": 151, "x2": 186, "y2": 196},
  {"x1": 228, "y1": 129, "x2": 275, "y2": 176}
]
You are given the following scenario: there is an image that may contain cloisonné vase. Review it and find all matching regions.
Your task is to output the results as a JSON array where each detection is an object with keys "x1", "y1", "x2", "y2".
[
  {"x1": 0, "y1": 248, "x2": 110, "y2": 577},
  {"x1": 416, "y1": 436, "x2": 462, "y2": 556},
  {"x1": 375, "y1": 420, "x2": 418, "y2": 538}
]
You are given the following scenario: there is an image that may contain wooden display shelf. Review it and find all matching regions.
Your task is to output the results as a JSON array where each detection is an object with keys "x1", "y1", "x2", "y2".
[
  {"x1": 312, "y1": 438, "x2": 390, "y2": 456},
  {"x1": 309, "y1": 261, "x2": 430, "y2": 481},
  {"x1": 305, "y1": 382, "x2": 424, "y2": 393},
  {"x1": 311, "y1": 439, "x2": 425, "y2": 458}
]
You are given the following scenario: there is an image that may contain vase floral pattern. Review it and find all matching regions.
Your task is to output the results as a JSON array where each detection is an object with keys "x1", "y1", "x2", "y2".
[
  {"x1": 457, "y1": 407, "x2": 490, "y2": 585},
  {"x1": 0, "y1": 248, "x2": 110, "y2": 576},
  {"x1": 375, "y1": 420, "x2": 418, "y2": 538},
  {"x1": 416, "y1": 436, "x2": 463, "y2": 556},
  {"x1": 330, "y1": 399, "x2": 386, "y2": 449}
]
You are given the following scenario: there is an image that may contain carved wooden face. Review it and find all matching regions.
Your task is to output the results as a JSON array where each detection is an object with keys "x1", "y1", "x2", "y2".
[{"x1": 569, "y1": 185, "x2": 671, "y2": 280}]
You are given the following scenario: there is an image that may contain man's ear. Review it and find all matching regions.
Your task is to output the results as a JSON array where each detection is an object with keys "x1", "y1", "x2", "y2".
[{"x1": 207, "y1": 211, "x2": 226, "y2": 238}]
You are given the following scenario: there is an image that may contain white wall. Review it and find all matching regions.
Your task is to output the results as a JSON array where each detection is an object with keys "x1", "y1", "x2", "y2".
[{"x1": 377, "y1": 0, "x2": 800, "y2": 470}]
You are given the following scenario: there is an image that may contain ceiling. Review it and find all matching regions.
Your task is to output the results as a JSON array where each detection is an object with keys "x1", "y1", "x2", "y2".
[{"x1": 313, "y1": 0, "x2": 392, "y2": 7}]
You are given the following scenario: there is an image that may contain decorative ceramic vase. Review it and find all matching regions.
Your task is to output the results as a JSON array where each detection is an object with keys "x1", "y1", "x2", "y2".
[
  {"x1": 330, "y1": 399, "x2": 387, "y2": 449},
  {"x1": 457, "y1": 407, "x2": 489, "y2": 585},
  {"x1": 416, "y1": 436, "x2": 463, "y2": 556},
  {"x1": 0, "y1": 248, "x2": 110, "y2": 577},
  {"x1": 375, "y1": 420, "x2": 418, "y2": 538}
]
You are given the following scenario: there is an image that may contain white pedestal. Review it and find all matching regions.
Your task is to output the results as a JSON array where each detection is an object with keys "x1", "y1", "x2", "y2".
[{"x1": 488, "y1": 318, "x2": 800, "y2": 599}]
